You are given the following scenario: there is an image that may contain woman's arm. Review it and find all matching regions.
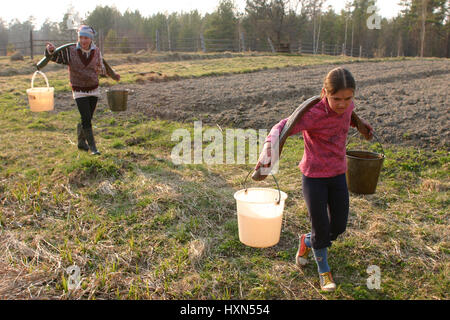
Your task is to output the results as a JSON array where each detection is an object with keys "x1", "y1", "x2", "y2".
[
  {"x1": 98, "y1": 52, "x2": 120, "y2": 81},
  {"x1": 45, "y1": 42, "x2": 71, "y2": 65}
]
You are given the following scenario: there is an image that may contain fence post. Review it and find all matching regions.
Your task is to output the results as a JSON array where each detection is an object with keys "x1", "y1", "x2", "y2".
[
  {"x1": 30, "y1": 29, "x2": 33, "y2": 60},
  {"x1": 268, "y1": 38, "x2": 275, "y2": 53},
  {"x1": 298, "y1": 40, "x2": 302, "y2": 54},
  {"x1": 342, "y1": 43, "x2": 345, "y2": 56},
  {"x1": 240, "y1": 32, "x2": 245, "y2": 52},
  {"x1": 200, "y1": 34, "x2": 206, "y2": 53},
  {"x1": 359, "y1": 45, "x2": 362, "y2": 58},
  {"x1": 167, "y1": 30, "x2": 172, "y2": 52},
  {"x1": 97, "y1": 30, "x2": 101, "y2": 53},
  {"x1": 322, "y1": 41, "x2": 325, "y2": 55},
  {"x1": 98, "y1": 30, "x2": 104, "y2": 54},
  {"x1": 156, "y1": 30, "x2": 160, "y2": 52}
]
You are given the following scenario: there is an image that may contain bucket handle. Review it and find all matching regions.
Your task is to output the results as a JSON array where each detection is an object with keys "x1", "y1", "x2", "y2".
[
  {"x1": 31, "y1": 71, "x2": 50, "y2": 89},
  {"x1": 347, "y1": 131, "x2": 385, "y2": 156},
  {"x1": 243, "y1": 168, "x2": 282, "y2": 205}
]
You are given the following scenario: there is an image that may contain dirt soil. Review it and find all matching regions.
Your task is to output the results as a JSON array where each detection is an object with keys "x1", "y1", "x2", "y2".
[{"x1": 54, "y1": 59, "x2": 449, "y2": 149}]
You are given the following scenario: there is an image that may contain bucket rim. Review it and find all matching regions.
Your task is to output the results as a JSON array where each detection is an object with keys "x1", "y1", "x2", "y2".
[
  {"x1": 106, "y1": 89, "x2": 132, "y2": 93},
  {"x1": 234, "y1": 187, "x2": 288, "y2": 204},
  {"x1": 346, "y1": 150, "x2": 385, "y2": 160},
  {"x1": 27, "y1": 87, "x2": 54, "y2": 91}
]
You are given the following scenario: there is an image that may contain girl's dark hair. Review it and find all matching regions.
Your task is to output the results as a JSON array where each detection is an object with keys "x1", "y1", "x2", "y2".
[{"x1": 321, "y1": 67, "x2": 356, "y2": 98}]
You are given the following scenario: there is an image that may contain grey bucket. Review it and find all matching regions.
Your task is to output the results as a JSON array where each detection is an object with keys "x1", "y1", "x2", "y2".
[
  {"x1": 106, "y1": 89, "x2": 134, "y2": 112},
  {"x1": 346, "y1": 135, "x2": 385, "y2": 195}
]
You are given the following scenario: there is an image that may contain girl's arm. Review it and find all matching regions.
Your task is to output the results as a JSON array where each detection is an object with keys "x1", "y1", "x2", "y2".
[
  {"x1": 264, "y1": 118, "x2": 289, "y2": 144},
  {"x1": 351, "y1": 112, "x2": 373, "y2": 140},
  {"x1": 255, "y1": 111, "x2": 315, "y2": 170},
  {"x1": 264, "y1": 108, "x2": 315, "y2": 144}
]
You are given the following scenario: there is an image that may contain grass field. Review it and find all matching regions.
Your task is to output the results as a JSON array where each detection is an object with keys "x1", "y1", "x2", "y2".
[{"x1": 0, "y1": 52, "x2": 448, "y2": 299}]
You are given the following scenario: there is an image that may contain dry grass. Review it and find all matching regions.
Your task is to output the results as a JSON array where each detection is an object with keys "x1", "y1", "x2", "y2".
[{"x1": 421, "y1": 179, "x2": 449, "y2": 192}]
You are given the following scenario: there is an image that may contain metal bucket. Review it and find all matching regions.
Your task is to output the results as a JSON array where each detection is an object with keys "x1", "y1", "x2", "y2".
[
  {"x1": 346, "y1": 135, "x2": 385, "y2": 195},
  {"x1": 106, "y1": 89, "x2": 134, "y2": 112}
]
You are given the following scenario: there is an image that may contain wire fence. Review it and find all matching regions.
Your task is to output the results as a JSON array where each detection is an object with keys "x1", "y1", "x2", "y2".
[{"x1": 0, "y1": 31, "x2": 370, "y2": 58}]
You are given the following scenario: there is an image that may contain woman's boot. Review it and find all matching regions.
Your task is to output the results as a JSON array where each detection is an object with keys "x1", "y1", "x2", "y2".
[
  {"x1": 77, "y1": 123, "x2": 89, "y2": 151},
  {"x1": 83, "y1": 127, "x2": 101, "y2": 156}
]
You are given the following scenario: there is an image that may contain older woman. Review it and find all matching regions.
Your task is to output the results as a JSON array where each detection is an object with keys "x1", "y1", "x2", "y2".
[{"x1": 46, "y1": 25, "x2": 120, "y2": 155}]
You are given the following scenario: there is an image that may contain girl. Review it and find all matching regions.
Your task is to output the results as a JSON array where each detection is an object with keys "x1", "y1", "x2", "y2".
[
  {"x1": 255, "y1": 67, "x2": 373, "y2": 292},
  {"x1": 45, "y1": 25, "x2": 121, "y2": 155}
]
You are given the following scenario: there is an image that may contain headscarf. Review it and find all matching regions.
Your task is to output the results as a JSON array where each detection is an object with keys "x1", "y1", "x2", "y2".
[{"x1": 78, "y1": 25, "x2": 96, "y2": 40}]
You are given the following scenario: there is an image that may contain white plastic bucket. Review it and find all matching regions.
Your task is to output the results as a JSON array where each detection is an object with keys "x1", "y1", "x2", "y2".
[
  {"x1": 26, "y1": 71, "x2": 54, "y2": 112},
  {"x1": 234, "y1": 173, "x2": 288, "y2": 248}
]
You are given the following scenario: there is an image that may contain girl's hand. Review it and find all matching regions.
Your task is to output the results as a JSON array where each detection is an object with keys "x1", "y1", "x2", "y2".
[
  {"x1": 358, "y1": 118, "x2": 374, "y2": 141},
  {"x1": 255, "y1": 142, "x2": 272, "y2": 171},
  {"x1": 46, "y1": 42, "x2": 55, "y2": 54}
]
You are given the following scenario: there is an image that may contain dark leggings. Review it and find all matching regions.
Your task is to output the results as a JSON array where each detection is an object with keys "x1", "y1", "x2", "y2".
[
  {"x1": 75, "y1": 96, "x2": 98, "y2": 129},
  {"x1": 302, "y1": 173, "x2": 349, "y2": 250}
]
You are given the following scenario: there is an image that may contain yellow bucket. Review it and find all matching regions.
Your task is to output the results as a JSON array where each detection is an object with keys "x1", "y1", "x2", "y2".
[{"x1": 26, "y1": 71, "x2": 54, "y2": 112}]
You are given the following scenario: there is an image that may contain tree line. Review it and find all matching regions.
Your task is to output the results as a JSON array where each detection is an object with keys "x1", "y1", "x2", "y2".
[{"x1": 0, "y1": 0, "x2": 448, "y2": 57}]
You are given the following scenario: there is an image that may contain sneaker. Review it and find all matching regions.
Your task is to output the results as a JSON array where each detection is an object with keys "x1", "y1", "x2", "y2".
[
  {"x1": 319, "y1": 272, "x2": 336, "y2": 292},
  {"x1": 295, "y1": 234, "x2": 311, "y2": 266}
]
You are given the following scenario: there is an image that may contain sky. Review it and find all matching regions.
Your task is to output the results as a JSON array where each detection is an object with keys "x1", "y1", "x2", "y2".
[{"x1": 0, "y1": 0, "x2": 404, "y2": 28}]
